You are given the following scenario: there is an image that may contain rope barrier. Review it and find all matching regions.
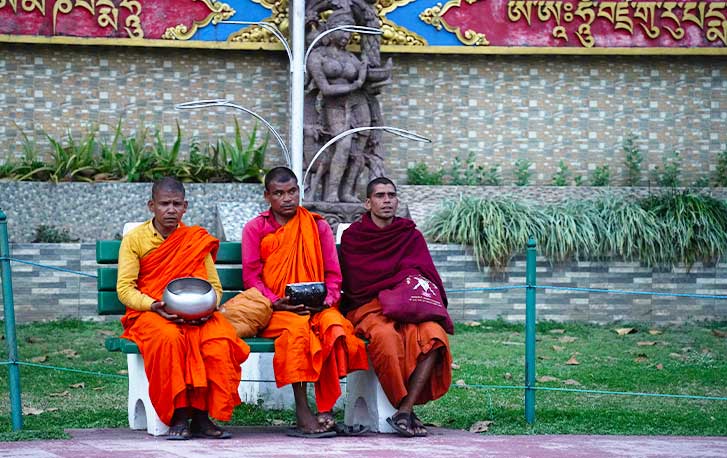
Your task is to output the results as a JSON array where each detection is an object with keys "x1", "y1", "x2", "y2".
[
  {"x1": 0, "y1": 256, "x2": 97, "y2": 278},
  {"x1": 452, "y1": 383, "x2": 727, "y2": 401},
  {"x1": 535, "y1": 285, "x2": 727, "y2": 300}
]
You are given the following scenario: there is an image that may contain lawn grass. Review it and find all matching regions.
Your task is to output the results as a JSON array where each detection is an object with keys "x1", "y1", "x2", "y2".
[{"x1": 1, "y1": 319, "x2": 725, "y2": 440}]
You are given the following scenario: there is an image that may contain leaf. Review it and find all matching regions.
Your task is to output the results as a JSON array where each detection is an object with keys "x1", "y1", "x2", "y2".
[
  {"x1": 49, "y1": 390, "x2": 70, "y2": 397},
  {"x1": 615, "y1": 328, "x2": 637, "y2": 335},
  {"x1": 548, "y1": 329, "x2": 566, "y2": 334},
  {"x1": 59, "y1": 349, "x2": 79, "y2": 358},
  {"x1": 23, "y1": 407, "x2": 44, "y2": 416},
  {"x1": 637, "y1": 341, "x2": 658, "y2": 346},
  {"x1": 503, "y1": 372, "x2": 512, "y2": 380},
  {"x1": 469, "y1": 420, "x2": 493, "y2": 433},
  {"x1": 669, "y1": 352, "x2": 686, "y2": 361},
  {"x1": 655, "y1": 363, "x2": 664, "y2": 370},
  {"x1": 69, "y1": 382, "x2": 85, "y2": 389},
  {"x1": 93, "y1": 386, "x2": 105, "y2": 391},
  {"x1": 537, "y1": 375, "x2": 559, "y2": 383},
  {"x1": 117, "y1": 369, "x2": 128, "y2": 375},
  {"x1": 271, "y1": 419, "x2": 286, "y2": 426},
  {"x1": 30, "y1": 355, "x2": 48, "y2": 363},
  {"x1": 634, "y1": 356, "x2": 648, "y2": 363},
  {"x1": 104, "y1": 357, "x2": 115, "y2": 364},
  {"x1": 565, "y1": 356, "x2": 580, "y2": 365},
  {"x1": 712, "y1": 329, "x2": 727, "y2": 338},
  {"x1": 46, "y1": 407, "x2": 59, "y2": 412},
  {"x1": 558, "y1": 336, "x2": 577, "y2": 343},
  {"x1": 648, "y1": 329, "x2": 663, "y2": 336},
  {"x1": 552, "y1": 345, "x2": 565, "y2": 352},
  {"x1": 455, "y1": 379, "x2": 466, "y2": 387},
  {"x1": 563, "y1": 379, "x2": 581, "y2": 385},
  {"x1": 451, "y1": 363, "x2": 460, "y2": 370}
]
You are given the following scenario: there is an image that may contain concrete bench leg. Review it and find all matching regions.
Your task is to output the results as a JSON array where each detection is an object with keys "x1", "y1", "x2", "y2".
[
  {"x1": 126, "y1": 354, "x2": 168, "y2": 436},
  {"x1": 344, "y1": 365, "x2": 396, "y2": 433}
]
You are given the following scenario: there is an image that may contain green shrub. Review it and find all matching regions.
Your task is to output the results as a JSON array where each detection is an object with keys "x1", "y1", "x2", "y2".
[
  {"x1": 32, "y1": 225, "x2": 78, "y2": 243},
  {"x1": 447, "y1": 152, "x2": 500, "y2": 186},
  {"x1": 406, "y1": 162, "x2": 444, "y2": 185},
  {"x1": 552, "y1": 160, "x2": 571, "y2": 186},
  {"x1": 651, "y1": 151, "x2": 681, "y2": 187},
  {"x1": 591, "y1": 165, "x2": 611, "y2": 186},
  {"x1": 623, "y1": 133, "x2": 643, "y2": 186},
  {"x1": 4, "y1": 119, "x2": 268, "y2": 183},
  {"x1": 714, "y1": 148, "x2": 727, "y2": 187},
  {"x1": 513, "y1": 159, "x2": 533, "y2": 186}
]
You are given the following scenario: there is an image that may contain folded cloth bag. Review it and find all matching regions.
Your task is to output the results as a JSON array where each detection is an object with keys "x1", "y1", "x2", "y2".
[
  {"x1": 220, "y1": 287, "x2": 273, "y2": 338},
  {"x1": 378, "y1": 275, "x2": 454, "y2": 334}
]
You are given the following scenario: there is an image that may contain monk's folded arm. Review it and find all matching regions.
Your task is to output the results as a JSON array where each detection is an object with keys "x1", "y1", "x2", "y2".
[{"x1": 117, "y1": 235, "x2": 155, "y2": 312}]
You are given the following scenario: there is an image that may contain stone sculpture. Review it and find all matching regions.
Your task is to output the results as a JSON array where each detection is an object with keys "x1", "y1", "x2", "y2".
[{"x1": 303, "y1": 1, "x2": 392, "y2": 203}]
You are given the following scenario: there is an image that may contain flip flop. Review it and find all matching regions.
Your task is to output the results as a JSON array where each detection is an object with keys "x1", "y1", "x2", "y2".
[
  {"x1": 386, "y1": 412, "x2": 415, "y2": 438},
  {"x1": 286, "y1": 427, "x2": 337, "y2": 439},
  {"x1": 410, "y1": 412, "x2": 429, "y2": 437},
  {"x1": 166, "y1": 422, "x2": 191, "y2": 441},
  {"x1": 334, "y1": 423, "x2": 370, "y2": 436},
  {"x1": 189, "y1": 421, "x2": 232, "y2": 439}
]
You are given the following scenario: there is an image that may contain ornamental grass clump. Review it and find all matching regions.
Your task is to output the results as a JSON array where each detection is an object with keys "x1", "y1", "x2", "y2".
[
  {"x1": 539, "y1": 200, "x2": 601, "y2": 262},
  {"x1": 593, "y1": 197, "x2": 667, "y2": 266},
  {"x1": 424, "y1": 192, "x2": 727, "y2": 271},
  {"x1": 640, "y1": 191, "x2": 727, "y2": 267},
  {"x1": 424, "y1": 196, "x2": 546, "y2": 270}
]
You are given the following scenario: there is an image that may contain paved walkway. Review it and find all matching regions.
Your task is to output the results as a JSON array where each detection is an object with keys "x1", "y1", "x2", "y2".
[{"x1": 1, "y1": 427, "x2": 726, "y2": 458}]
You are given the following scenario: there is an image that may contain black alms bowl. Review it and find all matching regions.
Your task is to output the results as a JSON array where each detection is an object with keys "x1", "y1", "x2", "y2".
[{"x1": 285, "y1": 282, "x2": 327, "y2": 308}]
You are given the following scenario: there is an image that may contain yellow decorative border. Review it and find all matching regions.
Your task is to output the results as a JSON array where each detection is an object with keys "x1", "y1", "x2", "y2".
[
  {"x1": 162, "y1": 0, "x2": 236, "y2": 40},
  {"x1": 228, "y1": 0, "x2": 288, "y2": 44},
  {"x1": 419, "y1": 0, "x2": 489, "y2": 46},
  {"x1": 1, "y1": 34, "x2": 726, "y2": 55}
]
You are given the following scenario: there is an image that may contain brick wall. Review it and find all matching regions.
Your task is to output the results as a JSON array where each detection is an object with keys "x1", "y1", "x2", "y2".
[
  {"x1": 2, "y1": 243, "x2": 725, "y2": 324},
  {"x1": 1, "y1": 44, "x2": 726, "y2": 187}
]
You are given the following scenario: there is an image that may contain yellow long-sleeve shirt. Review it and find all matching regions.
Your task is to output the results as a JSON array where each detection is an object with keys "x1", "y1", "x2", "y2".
[{"x1": 116, "y1": 220, "x2": 222, "y2": 312}]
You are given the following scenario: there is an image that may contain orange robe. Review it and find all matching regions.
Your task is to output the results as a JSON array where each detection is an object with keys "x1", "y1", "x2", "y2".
[
  {"x1": 347, "y1": 299, "x2": 452, "y2": 408},
  {"x1": 120, "y1": 225, "x2": 250, "y2": 425},
  {"x1": 257, "y1": 207, "x2": 368, "y2": 412}
]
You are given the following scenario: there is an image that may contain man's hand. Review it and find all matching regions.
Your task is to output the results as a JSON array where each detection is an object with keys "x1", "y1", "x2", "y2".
[
  {"x1": 305, "y1": 302, "x2": 330, "y2": 315},
  {"x1": 151, "y1": 301, "x2": 184, "y2": 324},
  {"x1": 272, "y1": 296, "x2": 309, "y2": 315}
]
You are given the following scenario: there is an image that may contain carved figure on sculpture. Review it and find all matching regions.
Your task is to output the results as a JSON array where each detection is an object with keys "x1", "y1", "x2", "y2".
[{"x1": 303, "y1": 3, "x2": 392, "y2": 203}]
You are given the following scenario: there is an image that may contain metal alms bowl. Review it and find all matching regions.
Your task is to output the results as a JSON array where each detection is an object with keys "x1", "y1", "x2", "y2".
[
  {"x1": 162, "y1": 277, "x2": 217, "y2": 320},
  {"x1": 285, "y1": 282, "x2": 327, "y2": 308}
]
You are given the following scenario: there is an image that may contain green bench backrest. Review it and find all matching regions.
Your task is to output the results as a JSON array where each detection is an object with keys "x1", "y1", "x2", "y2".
[{"x1": 96, "y1": 240, "x2": 245, "y2": 315}]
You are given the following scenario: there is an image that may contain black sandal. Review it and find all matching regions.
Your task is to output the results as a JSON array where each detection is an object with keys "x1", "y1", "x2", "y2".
[{"x1": 386, "y1": 411, "x2": 416, "y2": 438}]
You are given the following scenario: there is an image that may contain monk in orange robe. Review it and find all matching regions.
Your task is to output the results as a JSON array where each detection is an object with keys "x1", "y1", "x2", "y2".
[
  {"x1": 340, "y1": 177, "x2": 453, "y2": 438},
  {"x1": 242, "y1": 167, "x2": 368, "y2": 437},
  {"x1": 117, "y1": 177, "x2": 250, "y2": 440}
]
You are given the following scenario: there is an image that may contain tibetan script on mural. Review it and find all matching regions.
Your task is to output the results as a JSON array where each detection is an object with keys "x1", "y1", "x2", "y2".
[{"x1": 0, "y1": 0, "x2": 234, "y2": 40}]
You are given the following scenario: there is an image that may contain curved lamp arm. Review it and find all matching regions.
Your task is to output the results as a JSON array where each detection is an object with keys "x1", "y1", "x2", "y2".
[
  {"x1": 304, "y1": 25, "x2": 383, "y2": 72},
  {"x1": 303, "y1": 126, "x2": 431, "y2": 188},
  {"x1": 218, "y1": 21, "x2": 293, "y2": 66},
  {"x1": 175, "y1": 99, "x2": 291, "y2": 167}
]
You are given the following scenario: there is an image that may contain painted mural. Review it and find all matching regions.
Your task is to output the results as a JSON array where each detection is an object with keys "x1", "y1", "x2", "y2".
[{"x1": 0, "y1": 0, "x2": 725, "y2": 51}]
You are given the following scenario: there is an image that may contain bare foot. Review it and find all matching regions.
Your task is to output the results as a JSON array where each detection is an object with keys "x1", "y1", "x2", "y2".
[{"x1": 317, "y1": 411, "x2": 335, "y2": 431}]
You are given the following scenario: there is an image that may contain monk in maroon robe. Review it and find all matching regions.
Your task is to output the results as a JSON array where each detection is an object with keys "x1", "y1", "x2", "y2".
[{"x1": 340, "y1": 177, "x2": 453, "y2": 438}]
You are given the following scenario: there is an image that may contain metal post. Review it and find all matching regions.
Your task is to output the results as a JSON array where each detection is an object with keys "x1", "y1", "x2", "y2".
[
  {"x1": 289, "y1": 0, "x2": 306, "y2": 190},
  {"x1": 524, "y1": 238, "x2": 537, "y2": 424},
  {"x1": 0, "y1": 209, "x2": 23, "y2": 431}
]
